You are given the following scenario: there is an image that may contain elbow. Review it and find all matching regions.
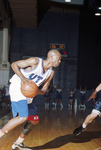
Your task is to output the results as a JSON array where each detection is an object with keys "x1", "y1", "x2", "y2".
[
  {"x1": 11, "y1": 62, "x2": 16, "y2": 69},
  {"x1": 41, "y1": 89, "x2": 47, "y2": 95},
  {"x1": 37, "y1": 90, "x2": 45, "y2": 95},
  {"x1": 41, "y1": 90, "x2": 46, "y2": 95},
  {"x1": 11, "y1": 62, "x2": 19, "y2": 72},
  {"x1": 11, "y1": 62, "x2": 13, "y2": 68}
]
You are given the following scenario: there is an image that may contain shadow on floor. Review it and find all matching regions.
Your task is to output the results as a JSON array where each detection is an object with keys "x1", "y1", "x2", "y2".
[{"x1": 31, "y1": 131, "x2": 101, "y2": 150}]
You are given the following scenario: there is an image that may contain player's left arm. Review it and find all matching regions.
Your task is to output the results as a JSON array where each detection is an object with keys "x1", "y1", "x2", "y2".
[
  {"x1": 11, "y1": 57, "x2": 38, "y2": 83},
  {"x1": 37, "y1": 70, "x2": 55, "y2": 95}
]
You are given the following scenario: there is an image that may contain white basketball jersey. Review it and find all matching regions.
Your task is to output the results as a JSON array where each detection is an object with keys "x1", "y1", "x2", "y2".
[
  {"x1": 9, "y1": 57, "x2": 53, "y2": 102},
  {"x1": 20, "y1": 58, "x2": 53, "y2": 87}
]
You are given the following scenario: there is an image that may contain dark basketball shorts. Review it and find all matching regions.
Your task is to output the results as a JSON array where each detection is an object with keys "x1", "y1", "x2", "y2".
[
  {"x1": 92, "y1": 98, "x2": 101, "y2": 116},
  {"x1": 28, "y1": 99, "x2": 39, "y2": 121}
]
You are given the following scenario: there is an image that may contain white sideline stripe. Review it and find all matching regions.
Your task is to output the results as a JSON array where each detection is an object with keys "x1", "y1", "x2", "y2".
[{"x1": 94, "y1": 147, "x2": 101, "y2": 150}]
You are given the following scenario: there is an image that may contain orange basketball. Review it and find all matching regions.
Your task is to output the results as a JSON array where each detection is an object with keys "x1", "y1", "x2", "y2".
[{"x1": 21, "y1": 81, "x2": 38, "y2": 98}]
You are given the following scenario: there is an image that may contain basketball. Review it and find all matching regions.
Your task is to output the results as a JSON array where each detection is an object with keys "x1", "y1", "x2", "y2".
[{"x1": 21, "y1": 81, "x2": 38, "y2": 98}]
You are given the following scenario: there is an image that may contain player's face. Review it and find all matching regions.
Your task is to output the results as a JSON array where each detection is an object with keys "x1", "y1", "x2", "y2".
[{"x1": 52, "y1": 55, "x2": 61, "y2": 67}]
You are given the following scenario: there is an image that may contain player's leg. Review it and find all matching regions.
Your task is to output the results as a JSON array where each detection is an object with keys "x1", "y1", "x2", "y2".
[
  {"x1": 0, "y1": 100, "x2": 28, "y2": 138},
  {"x1": 73, "y1": 99, "x2": 101, "y2": 136},
  {"x1": 83, "y1": 111, "x2": 98, "y2": 126},
  {"x1": 21, "y1": 120, "x2": 39, "y2": 139},
  {"x1": 12, "y1": 99, "x2": 39, "y2": 150},
  {"x1": 73, "y1": 112, "x2": 98, "y2": 136},
  {"x1": 83, "y1": 99, "x2": 101, "y2": 127},
  {"x1": 0, "y1": 116, "x2": 27, "y2": 135},
  {"x1": 12, "y1": 120, "x2": 39, "y2": 150}
]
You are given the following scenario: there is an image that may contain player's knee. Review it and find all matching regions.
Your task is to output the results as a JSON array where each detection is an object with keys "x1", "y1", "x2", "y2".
[
  {"x1": 30, "y1": 120, "x2": 39, "y2": 125},
  {"x1": 89, "y1": 113, "x2": 97, "y2": 122},
  {"x1": 19, "y1": 117, "x2": 28, "y2": 123},
  {"x1": 22, "y1": 121, "x2": 34, "y2": 136}
]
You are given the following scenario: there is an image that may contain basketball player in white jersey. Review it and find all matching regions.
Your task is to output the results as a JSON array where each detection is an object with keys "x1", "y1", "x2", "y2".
[{"x1": 0, "y1": 49, "x2": 61, "y2": 150}]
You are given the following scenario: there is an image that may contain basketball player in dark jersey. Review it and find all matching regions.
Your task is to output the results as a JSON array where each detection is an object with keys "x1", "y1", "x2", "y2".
[{"x1": 73, "y1": 83, "x2": 101, "y2": 136}]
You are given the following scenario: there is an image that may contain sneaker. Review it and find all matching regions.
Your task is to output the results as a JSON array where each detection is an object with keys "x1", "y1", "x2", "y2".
[
  {"x1": 12, "y1": 142, "x2": 33, "y2": 150},
  {"x1": 73, "y1": 125, "x2": 86, "y2": 136}
]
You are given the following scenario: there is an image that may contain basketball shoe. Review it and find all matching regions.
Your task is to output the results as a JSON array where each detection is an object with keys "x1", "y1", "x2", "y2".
[
  {"x1": 12, "y1": 142, "x2": 33, "y2": 150},
  {"x1": 73, "y1": 125, "x2": 86, "y2": 136}
]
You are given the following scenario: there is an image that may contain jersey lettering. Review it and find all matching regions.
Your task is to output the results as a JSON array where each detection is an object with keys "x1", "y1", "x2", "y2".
[{"x1": 29, "y1": 73, "x2": 43, "y2": 83}]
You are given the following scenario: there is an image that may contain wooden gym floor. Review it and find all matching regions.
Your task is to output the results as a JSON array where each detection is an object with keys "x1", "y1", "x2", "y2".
[{"x1": 0, "y1": 105, "x2": 101, "y2": 150}]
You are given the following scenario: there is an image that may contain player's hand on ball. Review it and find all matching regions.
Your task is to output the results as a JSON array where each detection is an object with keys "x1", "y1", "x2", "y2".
[
  {"x1": 21, "y1": 76, "x2": 31, "y2": 84},
  {"x1": 21, "y1": 81, "x2": 38, "y2": 98}
]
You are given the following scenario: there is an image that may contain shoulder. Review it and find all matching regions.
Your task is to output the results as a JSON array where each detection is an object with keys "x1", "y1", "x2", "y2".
[
  {"x1": 26, "y1": 57, "x2": 39, "y2": 65},
  {"x1": 28, "y1": 57, "x2": 39, "y2": 62}
]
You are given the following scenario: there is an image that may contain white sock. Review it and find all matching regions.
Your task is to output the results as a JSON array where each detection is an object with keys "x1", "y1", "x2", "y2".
[
  {"x1": 82, "y1": 123, "x2": 86, "y2": 128},
  {"x1": 15, "y1": 137, "x2": 24, "y2": 144},
  {"x1": 0, "y1": 129, "x2": 4, "y2": 137}
]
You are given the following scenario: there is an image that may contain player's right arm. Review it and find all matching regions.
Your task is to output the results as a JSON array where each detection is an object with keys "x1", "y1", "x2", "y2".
[
  {"x1": 87, "y1": 83, "x2": 101, "y2": 102},
  {"x1": 11, "y1": 57, "x2": 38, "y2": 83}
]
